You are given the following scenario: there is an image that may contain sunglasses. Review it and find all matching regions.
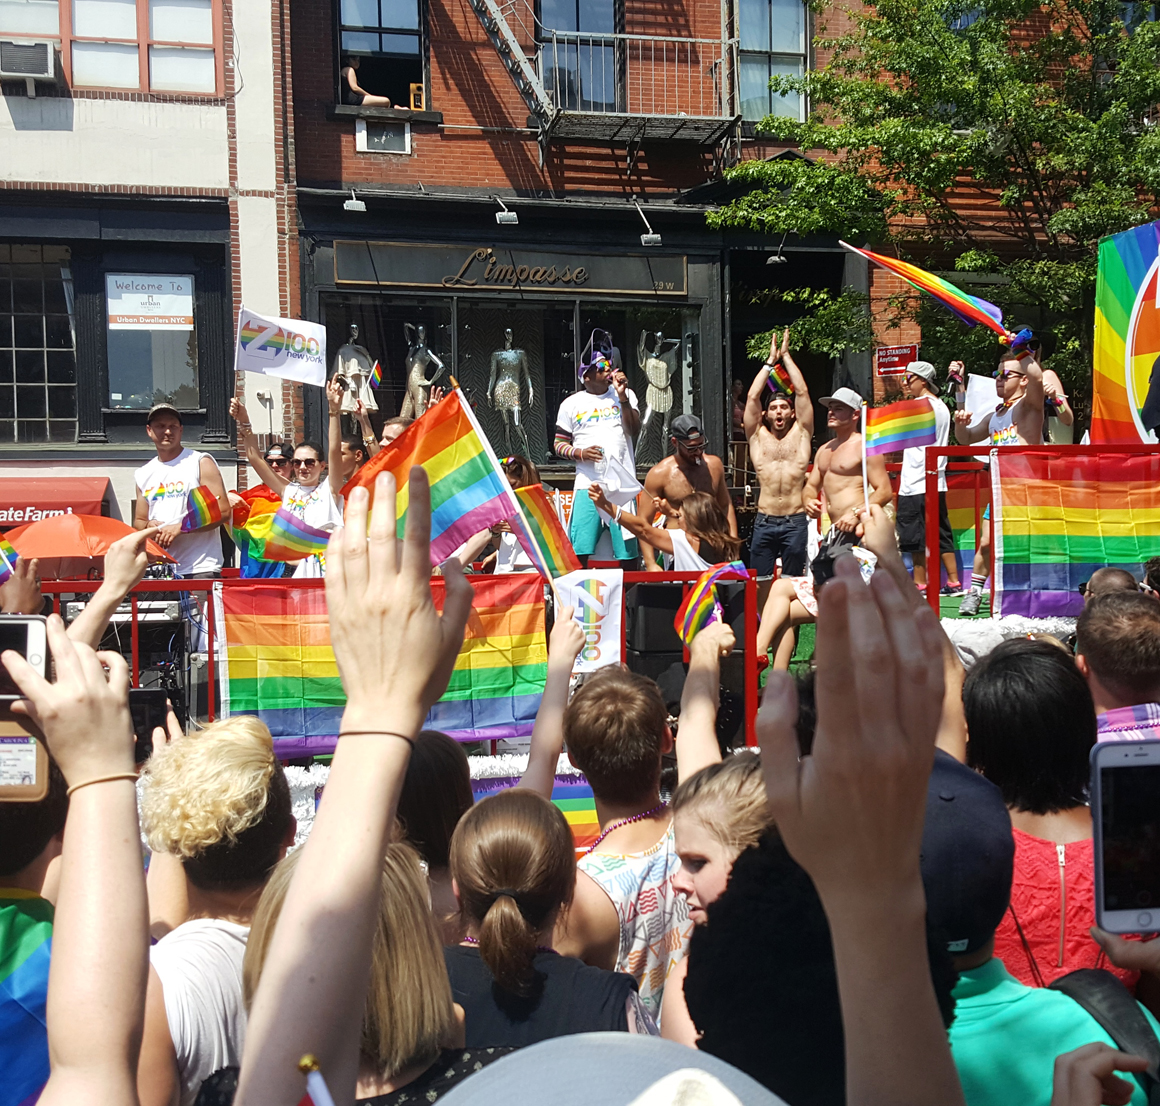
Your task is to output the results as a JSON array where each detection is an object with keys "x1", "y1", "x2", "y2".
[
  {"x1": 292, "y1": 458, "x2": 319, "y2": 469},
  {"x1": 266, "y1": 456, "x2": 290, "y2": 466},
  {"x1": 993, "y1": 369, "x2": 1025, "y2": 380}
]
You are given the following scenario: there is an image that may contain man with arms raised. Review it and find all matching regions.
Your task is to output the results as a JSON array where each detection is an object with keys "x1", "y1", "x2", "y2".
[
  {"x1": 744, "y1": 329, "x2": 813, "y2": 604},
  {"x1": 953, "y1": 347, "x2": 1044, "y2": 616}
]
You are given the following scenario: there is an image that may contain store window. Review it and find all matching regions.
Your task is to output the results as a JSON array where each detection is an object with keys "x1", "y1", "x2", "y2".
[
  {"x1": 105, "y1": 273, "x2": 198, "y2": 410},
  {"x1": 0, "y1": 244, "x2": 76, "y2": 444},
  {"x1": 538, "y1": 0, "x2": 619, "y2": 113},
  {"x1": 738, "y1": 0, "x2": 807, "y2": 122},
  {"x1": 338, "y1": 0, "x2": 422, "y2": 108}
]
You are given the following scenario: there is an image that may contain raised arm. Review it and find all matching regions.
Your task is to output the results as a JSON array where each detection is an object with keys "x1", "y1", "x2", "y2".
[
  {"x1": 744, "y1": 330, "x2": 781, "y2": 440},
  {"x1": 613, "y1": 371, "x2": 640, "y2": 440},
  {"x1": 676, "y1": 621, "x2": 733, "y2": 784},
  {"x1": 235, "y1": 470, "x2": 472, "y2": 1106},
  {"x1": 518, "y1": 609, "x2": 584, "y2": 800},
  {"x1": 1023, "y1": 356, "x2": 1045, "y2": 414},
  {"x1": 353, "y1": 401, "x2": 380, "y2": 457},
  {"x1": 588, "y1": 484, "x2": 674, "y2": 554},
  {"x1": 782, "y1": 338, "x2": 814, "y2": 436},
  {"x1": 326, "y1": 378, "x2": 344, "y2": 505},
  {"x1": 1041, "y1": 369, "x2": 1074, "y2": 428},
  {"x1": 230, "y1": 398, "x2": 290, "y2": 495},
  {"x1": 68, "y1": 528, "x2": 157, "y2": 650}
]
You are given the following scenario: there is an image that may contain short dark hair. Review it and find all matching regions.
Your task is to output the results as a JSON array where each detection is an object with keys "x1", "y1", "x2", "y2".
[
  {"x1": 341, "y1": 435, "x2": 367, "y2": 465},
  {"x1": 397, "y1": 730, "x2": 473, "y2": 870},
  {"x1": 1077, "y1": 591, "x2": 1160, "y2": 703},
  {"x1": 1143, "y1": 556, "x2": 1160, "y2": 594},
  {"x1": 963, "y1": 638, "x2": 1096, "y2": 814},
  {"x1": 0, "y1": 759, "x2": 68, "y2": 877},
  {"x1": 563, "y1": 666, "x2": 667, "y2": 806},
  {"x1": 294, "y1": 440, "x2": 323, "y2": 460},
  {"x1": 1084, "y1": 567, "x2": 1138, "y2": 598}
]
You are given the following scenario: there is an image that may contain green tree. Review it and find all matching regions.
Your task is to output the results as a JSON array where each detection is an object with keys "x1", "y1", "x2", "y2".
[{"x1": 709, "y1": 0, "x2": 1160, "y2": 427}]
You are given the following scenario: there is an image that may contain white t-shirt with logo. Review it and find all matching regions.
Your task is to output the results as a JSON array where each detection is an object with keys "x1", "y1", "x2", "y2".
[
  {"x1": 283, "y1": 478, "x2": 343, "y2": 578},
  {"x1": 134, "y1": 448, "x2": 224, "y2": 576},
  {"x1": 555, "y1": 386, "x2": 639, "y2": 490},
  {"x1": 898, "y1": 394, "x2": 950, "y2": 497}
]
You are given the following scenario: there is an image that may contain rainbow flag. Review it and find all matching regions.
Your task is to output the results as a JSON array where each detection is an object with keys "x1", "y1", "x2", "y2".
[
  {"x1": 840, "y1": 242, "x2": 1008, "y2": 336},
  {"x1": 341, "y1": 388, "x2": 519, "y2": 565},
  {"x1": 993, "y1": 450, "x2": 1160, "y2": 617},
  {"x1": 674, "y1": 561, "x2": 749, "y2": 647},
  {"x1": 472, "y1": 774, "x2": 600, "y2": 856},
  {"x1": 221, "y1": 574, "x2": 547, "y2": 756},
  {"x1": 510, "y1": 484, "x2": 581, "y2": 580},
  {"x1": 0, "y1": 889, "x2": 53, "y2": 1106},
  {"x1": 0, "y1": 537, "x2": 18, "y2": 586},
  {"x1": 180, "y1": 485, "x2": 223, "y2": 533},
  {"x1": 864, "y1": 398, "x2": 938, "y2": 456},
  {"x1": 1091, "y1": 221, "x2": 1160, "y2": 443},
  {"x1": 765, "y1": 360, "x2": 794, "y2": 396},
  {"x1": 369, "y1": 360, "x2": 382, "y2": 388},
  {"x1": 258, "y1": 507, "x2": 331, "y2": 563}
]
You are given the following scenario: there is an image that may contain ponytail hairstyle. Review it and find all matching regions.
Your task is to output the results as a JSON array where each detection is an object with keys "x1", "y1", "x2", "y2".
[
  {"x1": 680, "y1": 491, "x2": 742, "y2": 561},
  {"x1": 672, "y1": 752, "x2": 773, "y2": 859},
  {"x1": 449, "y1": 789, "x2": 575, "y2": 996}
]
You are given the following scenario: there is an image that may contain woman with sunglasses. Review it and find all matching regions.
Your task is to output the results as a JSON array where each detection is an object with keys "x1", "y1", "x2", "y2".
[{"x1": 229, "y1": 398, "x2": 344, "y2": 577}]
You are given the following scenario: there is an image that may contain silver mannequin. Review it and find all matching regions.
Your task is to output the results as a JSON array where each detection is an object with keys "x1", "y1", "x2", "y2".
[
  {"x1": 638, "y1": 330, "x2": 680, "y2": 438},
  {"x1": 332, "y1": 323, "x2": 378, "y2": 414},
  {"x1": 487, "y1": 327, "x2": 534, "y2": 458},
  {"x1": 400, "y1": 322, "x2": 446, "y2": 419}
]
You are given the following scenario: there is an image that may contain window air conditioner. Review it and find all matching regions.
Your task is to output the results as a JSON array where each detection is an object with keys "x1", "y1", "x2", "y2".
[{"x1": 0, "y1": 39, "x2": 55, "y2": 81}]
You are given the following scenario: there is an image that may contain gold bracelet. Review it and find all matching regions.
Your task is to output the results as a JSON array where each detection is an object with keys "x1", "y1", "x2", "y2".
[{"x1": 66, "y1": 772, "x2": 138, "y2": 797}]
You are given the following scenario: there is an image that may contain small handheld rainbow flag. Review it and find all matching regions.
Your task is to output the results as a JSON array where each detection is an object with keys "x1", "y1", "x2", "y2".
[
  {"x1": 674, "y1": 561, "x2": 749, "y2": 648},
  {"x1": 764, "y1": 360, "x2": 794, "y2": 397},
  {"x1": 180, "y1": 485, "x2": 224, "y2": 532},
  {"x1": 510, "y1": 484, "x2": 581, "y2": 580},
  {"x1": 0, "y1": 537, "x2": 18, "y2": 586},
  {"x1": 369, "y1": 360, "x2": 382, "y2": 388},
  {"x1": 258, "y1": 506, "x2": 331, "y2": 562},
  {"x1": 864, "y1": 398, "x2": 938, "y2": 456}
]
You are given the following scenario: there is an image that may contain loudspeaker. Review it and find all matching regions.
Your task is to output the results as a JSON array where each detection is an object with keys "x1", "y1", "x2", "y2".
[{"x1": 624, "y1": 580, "x2": 748, "y2": 655}]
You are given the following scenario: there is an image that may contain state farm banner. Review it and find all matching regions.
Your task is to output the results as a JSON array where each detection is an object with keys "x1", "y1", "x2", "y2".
[
  {"x1": 555, "y1": 568, "x2": 623, "y2": 673},
  {"x1": 233, "y1": 305, "x2": 327, "y2": 388}
]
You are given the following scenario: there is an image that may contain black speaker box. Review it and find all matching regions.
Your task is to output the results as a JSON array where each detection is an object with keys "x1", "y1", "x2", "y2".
[{"x1": 624, "y1": 580, "x2": 748, "y2": 655}]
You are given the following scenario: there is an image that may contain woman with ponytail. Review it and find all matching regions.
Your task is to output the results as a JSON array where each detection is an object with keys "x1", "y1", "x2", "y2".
[{"x1": 446, "y1": 789, "x2": 654, "y2": 1046}]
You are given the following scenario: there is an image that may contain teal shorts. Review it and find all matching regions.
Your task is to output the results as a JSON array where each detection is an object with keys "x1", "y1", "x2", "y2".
[{"x1": 569, "y1": 490, "x2": 639, "y2": 560}]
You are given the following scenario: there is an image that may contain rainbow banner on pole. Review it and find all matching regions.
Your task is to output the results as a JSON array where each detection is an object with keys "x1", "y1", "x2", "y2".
[
  {"x1": 674, "y1": 561, "x2": 749, "y2": 647},
  {"x1": 472, "y1": 773, "x2": 600, "y2": 856},
  {"x1": 180, "y1": 485, "x2": 224, "y2": 532},
  {"x1": 341, "y1": 388, "x2": 520, "y2": 565},
  {"x1": 1091, "y1": 221, "x2": 1160, "y2": 444},
  {"x1": 993, "y1": 450, "x2": 1160, "y2": 617},
  {"x1": 864, "y1": 398, "x2": 938, "y2": 456},
  {"x1": 511, "y1": 483, "x2": 581, "y2": 580},
  {"x1": 220, "y1": 574, "x2": 547, "y2": 756},
  {"x1": 765, "y1": 360, "x2": 794, "y2": 397}
]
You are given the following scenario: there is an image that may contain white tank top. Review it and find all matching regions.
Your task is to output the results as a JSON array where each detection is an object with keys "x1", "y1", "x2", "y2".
[
  {"x1": 283, "y1": 479, "x2": 344, "y2": 578},
  {"x1": 669, "y1": 529, "x2": 715, "y2": 572},
  {"x1": 134, "y1": 448, "x2": 223, "y2": 576},
  {"x1": 989, "y1": 398, "x2": 1023, "y2": 447}
]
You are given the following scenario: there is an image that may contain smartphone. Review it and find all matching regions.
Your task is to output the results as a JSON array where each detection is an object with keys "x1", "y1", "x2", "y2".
[
  {"x1": 1092, "y1": 740, "x2": 1160, "y2": 934},
  {"x1": 0, "y1": 616, "x2": 48, "y2": 700},
  {"x1": 129, "y1": 688, "x2": 169, "y2": 764}
]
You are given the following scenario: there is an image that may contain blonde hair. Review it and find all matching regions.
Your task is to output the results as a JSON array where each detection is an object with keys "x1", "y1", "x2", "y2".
[
  {"x1": 244, "y1": 842, "x2": 455, "y2": 1080},
  {"x1": 671, "y1": 753, "x2": 772, "y2": 857}
]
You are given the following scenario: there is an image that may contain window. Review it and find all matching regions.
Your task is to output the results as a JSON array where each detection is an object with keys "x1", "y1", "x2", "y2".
[
  {"x1": 538, "y1": 0, "x2": 618, "y2": 113},
  {"x1": 0, "y1": 245, "x2": 77, "y2": 444},
  {"x1": 738, "y1": 0, "x2": 807, "y2": 122},
  {"x1": 0, "y1": 0, "x2": 221, "y2": 94},
  {"x1": 338, "y1": 0, "x2": 421, "y2": 107},
  {"x1": 354, "y1": 117, "x2": 409, "y2": 152}
]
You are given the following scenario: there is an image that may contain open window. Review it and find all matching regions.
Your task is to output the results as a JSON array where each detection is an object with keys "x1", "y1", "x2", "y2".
[{"x1": 338, "y1": 0, "x2": 422, "y2": 107}]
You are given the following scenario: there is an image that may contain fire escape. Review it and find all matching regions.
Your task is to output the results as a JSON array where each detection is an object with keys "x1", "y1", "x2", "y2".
[{"x1": 468, "y1": 0, "x2": 740, "y2": 165}]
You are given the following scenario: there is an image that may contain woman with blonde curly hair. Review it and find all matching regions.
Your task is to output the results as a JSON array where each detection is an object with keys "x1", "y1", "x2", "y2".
[{"x1": 135, "y1": 715, "x2": 295, "y2": 1106}]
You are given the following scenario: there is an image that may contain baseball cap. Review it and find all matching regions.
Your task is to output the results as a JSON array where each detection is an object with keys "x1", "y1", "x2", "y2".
[
  {"x1": 264, "y1": 442, "x2": 291, "y2": 463},
  {"x1": 906, "y1": 360, "x2": 937, "y2": 384},
  {"x1": 819, "y1": 387, "x2": 864, "y2": 412},
  {"x1": 146, "y1": 402, "x2": 183, "y2": 425},
  {"x1": 921, "y1": 750, "x2": 1014, "y2": 955},
  {"x1": 670, "y1": 414, "x2": 705, "y2": 441},
  {"x1": 578, "y1": 351, "x2": 612, "y2": 380}
]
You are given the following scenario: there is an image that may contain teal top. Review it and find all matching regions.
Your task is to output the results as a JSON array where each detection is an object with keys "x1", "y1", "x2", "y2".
[{"x1": 950, "y1": 957, "x2": 1159, "y2": 1106}]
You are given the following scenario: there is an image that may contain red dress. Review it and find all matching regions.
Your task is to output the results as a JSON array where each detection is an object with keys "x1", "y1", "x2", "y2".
[{"x1": 992, "y1": 828, "x2": 1139, "y2": 991}]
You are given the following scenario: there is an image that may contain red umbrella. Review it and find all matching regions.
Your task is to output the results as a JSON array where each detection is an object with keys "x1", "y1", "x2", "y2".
[{"x1": 6, "y1": 514, "x2": 174, "y2": 577}]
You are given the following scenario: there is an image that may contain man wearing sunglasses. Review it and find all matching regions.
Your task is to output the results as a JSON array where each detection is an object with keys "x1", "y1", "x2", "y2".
[{"x1": 953, "y1": 347, "x2": 1045, "y2": 615}]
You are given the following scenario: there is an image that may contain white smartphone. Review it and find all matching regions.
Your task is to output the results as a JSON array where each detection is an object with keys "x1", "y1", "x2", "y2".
[
  {"x1": 0, "y1": 615, "x2": 48, "y2": 700},
  {"x1": 1092, "y1": 740, "x2": 1160, "y2": 934}
]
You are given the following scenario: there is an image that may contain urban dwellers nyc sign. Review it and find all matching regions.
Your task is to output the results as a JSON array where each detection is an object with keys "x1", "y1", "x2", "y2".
[{"x1": 333, "y1": 241, "x2": 688, "y2": 297}]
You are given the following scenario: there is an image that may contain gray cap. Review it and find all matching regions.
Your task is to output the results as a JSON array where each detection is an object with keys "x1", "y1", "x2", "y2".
[
  {"x1": 906, "y1": 360, "x2": 938, "y2": 384},
  {"x1": 670, "y1": 413, "x2": 705, "y2": 441},
  {"x1": 819, "y1": 387, "x2": 864, "y2": 412},
  {"x1": 146, "y1": 402, "x2": 183, "y2": 425}
]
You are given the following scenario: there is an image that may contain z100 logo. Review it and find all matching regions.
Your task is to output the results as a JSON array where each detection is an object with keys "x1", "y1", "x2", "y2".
[
  {"x1": 572, "y1": 577, "x2": 609, "y2": 663},
  {"x1": 239, "y1": 318, "x2": 321, "y2": 361}
]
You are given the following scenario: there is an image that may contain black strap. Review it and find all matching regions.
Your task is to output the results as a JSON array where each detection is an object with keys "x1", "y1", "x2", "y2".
[{"x1": 1050, "y1": 968, "x2": 1160, "y2": 1103}]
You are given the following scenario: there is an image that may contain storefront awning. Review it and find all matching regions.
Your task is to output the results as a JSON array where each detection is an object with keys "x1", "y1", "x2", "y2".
[{"x1": 0, "y1": 478, "x2": 114, "y2": 530}]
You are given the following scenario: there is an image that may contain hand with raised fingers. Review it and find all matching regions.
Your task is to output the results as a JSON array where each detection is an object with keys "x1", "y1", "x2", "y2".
[
  {"x1": 150, "y1": 701, "x2": 183, "y2": 751},
  {"x1": 3, "y1": 614, "x2": 134, "y2": 786},
  {"x1": 778, "y1": 327, "x2": 790, "y2": 362},
  {"x1": 1051, "y1": 1043, "x2": 1149, "y2": 1106},
  {"x1": 758, "y1": 554, "x2": 945, "y2": 909},
  {"x1": 0, "y1": 556, "x2": 42, "y2": 615},
  {"x1": 691, "y1": 619, "x2": 735, "y2": 659},
  {"x1": 326, "y1": 377, "x2": 344, "y2": 417},
  {"x1": 325, "y1": 469, "x2": 473, "y2": 738},
  {"x1": 548, "y1": 606, "x2": 585, "y2": 667},
  {"x1": 102, "y1": 527, "x2": 158, "y2": 598}
]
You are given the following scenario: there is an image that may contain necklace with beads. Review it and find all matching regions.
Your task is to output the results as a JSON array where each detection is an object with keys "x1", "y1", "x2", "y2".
[{"x1": 584, "y1": 801, "x2": 669, "y2": 856}]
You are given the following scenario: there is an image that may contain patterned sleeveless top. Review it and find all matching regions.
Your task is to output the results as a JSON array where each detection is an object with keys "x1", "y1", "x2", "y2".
[{"x1": 576, "y1": 821, "x2": 693, "y2": 1019}]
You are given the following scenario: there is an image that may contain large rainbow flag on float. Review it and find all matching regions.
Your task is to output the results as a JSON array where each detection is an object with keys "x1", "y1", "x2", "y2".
[
  {"x1": 472, "y1": 773, "x2": 600, "y2": 855},
  {"x1": 1091, "y1": 221, "x2": 1160, "y2": 444},
  {"x1": 219, "y1": 574, "x2": 547, "y2": 756},
  {"x1": 992, "y1": 450, "x2": 1160, "y2": 618}
]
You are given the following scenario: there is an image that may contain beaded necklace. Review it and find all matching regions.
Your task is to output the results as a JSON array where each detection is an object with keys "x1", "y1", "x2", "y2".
[{"x1": 583, "y1": 801, "x2": 669, "y2": 856}]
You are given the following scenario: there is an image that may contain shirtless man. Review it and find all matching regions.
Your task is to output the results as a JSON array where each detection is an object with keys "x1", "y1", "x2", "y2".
[
  {"x1": 953, "y1": 348, "x2": 1044, "y2": 616},
  {"x1": 744, "y1": 329, "x2": 814, "y2": 606},
  {"x1": 755, "y1": 387, "x2": 892, "y2": 666},
  {"x1": 641, "y1": 414, "x2": 737, "y2": 568}
]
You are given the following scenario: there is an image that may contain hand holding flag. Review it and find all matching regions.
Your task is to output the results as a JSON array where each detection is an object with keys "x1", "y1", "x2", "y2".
[{"x1": 674, "y1": 561, "x2": 750, "y2": 648}]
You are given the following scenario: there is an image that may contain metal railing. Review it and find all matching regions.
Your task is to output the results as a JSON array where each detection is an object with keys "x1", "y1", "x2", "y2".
[{"x1": 540, "y1": 31, "x2": 736, "y2": 118}]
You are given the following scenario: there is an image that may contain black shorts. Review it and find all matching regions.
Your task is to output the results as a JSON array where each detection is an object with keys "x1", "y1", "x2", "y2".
[
  {"x1": 811, "y1": 527, "x2": 859, "y2": 592},
  {"x1": 896, "y1": 493, "x2": 955, "y2": 556},
  {"x1": 748, "y1": 511, "x2": 809, "y2": 579}
]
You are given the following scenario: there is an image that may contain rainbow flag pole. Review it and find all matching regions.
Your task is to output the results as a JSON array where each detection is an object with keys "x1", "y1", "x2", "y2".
[{"x1": 861, "y1": 404, "x2": 871, "y2": 517}]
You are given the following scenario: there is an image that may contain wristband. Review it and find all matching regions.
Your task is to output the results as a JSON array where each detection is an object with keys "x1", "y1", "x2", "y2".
[
  {"x1": 66, "y1": 772, "x2": 138, "y2": 798},
  {"x1": 336, "y1": 730, "x2": 415, "y2": 746}
]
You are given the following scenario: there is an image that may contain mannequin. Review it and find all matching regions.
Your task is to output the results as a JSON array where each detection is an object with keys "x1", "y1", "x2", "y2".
[
  {"x1": 400, "y1": 322, "x2": 446, "y2": 419},
  {"x1": 487, "y1": 327, "x2": 534, "y2": 458},
  {"x1": 638, "y1": 330, "x2": 680, "y2": 439},
  {"x1": 331, "y1": 323, "x2": 378, "y2": 414}
]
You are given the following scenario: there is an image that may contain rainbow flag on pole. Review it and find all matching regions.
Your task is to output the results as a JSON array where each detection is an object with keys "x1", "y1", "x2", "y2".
[
  {"x1": 221, "y1": 574, "x2": 547, "y2": 756},
  {"x1": 259, "y1": 507, "x2": 331, "y2": 562},
  {"x1": 674, "y1": 561, "x2": 749, "y2": 647},
  {"x1": 369, "y1": 360, "x2": 382, "y2": 389},
  {"x1": 0, "y1": 537, "x2": 19, "y2": 586},
  {"x1": 473, "y1": 773, "x2": 600, "y2": 855},
  {"x1": 510, "y1": 484, "x2": 581, "y2": 580},
  {"x1": 993, "y1": 450, "x2": 1160, "y2": 617},
  {"x1": 765, "y1": 360, "x2": 794, "y2": 396},
  {"x1": 864, "y1": 398, "x2": 939, "y2": 456},
  {"x1": 180, "y1": 485, "x2": 224, "y2": 532},
  {"x1": 341, "y1": 388, "x2": 519, "y2": 565}
]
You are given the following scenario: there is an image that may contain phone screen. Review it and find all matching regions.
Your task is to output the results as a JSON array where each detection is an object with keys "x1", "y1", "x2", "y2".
[
  {"x1": 1100, "y1": 764, "x2": 1160, "y2": 914},
  {"x1": 0, "y1": 623, "x2": 29, "y2": 696},
  {"x1": 129, "y1": 689, "x2": 168, "y2": 764}
]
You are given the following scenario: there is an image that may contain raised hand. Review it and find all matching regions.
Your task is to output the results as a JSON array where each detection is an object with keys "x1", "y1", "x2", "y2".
[
  {"x1": 229, "y1": 397, "x2": 250, "y2": 426},
  {"x1": 326, "y1": 376, "x2": 344, "y2": 416},
  {"x1": 1051, "y1": 1043, "x2": 1148, "y2": 1106},
  {"x1": 690, "y1": 619, "x2": 735, "y2": 658},
  {"x1": 548, "y1": 606, "x2": 585, "y2": 663},
  {"x1": 103, "y1": 527, "x2": 158, "y2": 596},
  {"x1": 0, "y1": 556, "x2": 42, "y2": 615}
]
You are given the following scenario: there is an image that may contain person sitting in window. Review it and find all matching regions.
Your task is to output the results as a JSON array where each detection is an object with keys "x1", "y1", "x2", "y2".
[{"x1": 341, "y1": 56, "x2": 392, "y2": 107}]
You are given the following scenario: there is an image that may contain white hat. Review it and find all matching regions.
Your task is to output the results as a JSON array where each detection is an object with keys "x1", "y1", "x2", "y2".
[
  {"x1": 906, "y1": 360, "x2": 938, "y2": 384},
  {"x1": 819, "y1": 387, "x2": 864, "y2": 411}
]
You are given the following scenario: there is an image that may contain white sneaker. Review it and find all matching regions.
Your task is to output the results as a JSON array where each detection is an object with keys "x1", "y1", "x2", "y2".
[{"x1": 958, "y1": 591, "x2": 983, "y2": 617}]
